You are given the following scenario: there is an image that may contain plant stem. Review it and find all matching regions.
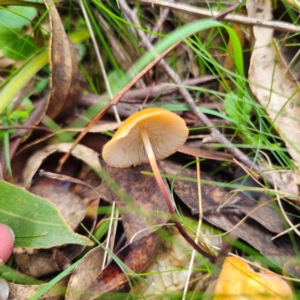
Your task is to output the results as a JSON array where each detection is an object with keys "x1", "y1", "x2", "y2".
[{"x1": 140, "y1": 128, "x2": 215, "y2": 261}]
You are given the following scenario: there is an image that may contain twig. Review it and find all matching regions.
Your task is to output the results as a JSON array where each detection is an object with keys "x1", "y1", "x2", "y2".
[
  {"x1": 0, "y1": 125, "x2": 52, "y2": 132},
  {"x1": 138, "y1": 0, "x2": 300, "y2": 33},
  {"x1": 39, "y1": 169, "x2": 101, "y2": 196},
  {"x1": 120, "y1": 1, "x2": 294, "y2": 195},
  {"x1": 149, "y1": 1, "x2": 172, "y2": 42},
  {"x1": 78, "y1": 76, "x2": 217, "y2": 105},
  {"x1": 214, "y1": 1, "x2": 242, "y2": 20}
]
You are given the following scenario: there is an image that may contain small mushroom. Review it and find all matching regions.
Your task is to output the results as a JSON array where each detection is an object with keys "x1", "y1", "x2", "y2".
[
  {"x1": 103, "y1": 108, "x2": 214, "y2": 259},
  {"x1": 102, "y1": 107, "x2": 188, "y2": 168},
  {"x1": 0, "y1": 224, "x2": 14, "y2": 264},
  {"x1": 213, "y1": 257, "x2": 293, "y2": 300}
]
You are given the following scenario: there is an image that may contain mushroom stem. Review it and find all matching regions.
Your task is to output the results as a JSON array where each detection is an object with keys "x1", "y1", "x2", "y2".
[{"x1": 140, "y1": 128, "x2": 214, "y2": 260}]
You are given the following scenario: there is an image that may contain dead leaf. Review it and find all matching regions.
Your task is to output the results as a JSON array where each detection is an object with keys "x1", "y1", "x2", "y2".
[
  {"x1": 44, "y1": 0, "x2": 85, "y2": 120},
  {"x1": 87, "y1": 232, "x2": 160, "y2": 297},
  {"x1": 14, "y1": 250, "x2": 61, "y2": 278},
  {"x1": 8, "y1": 276, "x2": 69, "y2": 300},
  {"x1": 247, "y1": 0, "x2": 300, "y2": 166},
  {"x1": 143, "y1": 227, "x2": 217, "y2": 296},
  {"x1": 22, "y1": 143, "x2": 101, "y2": 189},
  {"x1": 283, "y1": 258, "x2": 300, "y2": 279},
  {"x1": 65, "y1": 246, "x2": 105, "y2": 300},
  {"x1": 99, "y1": 160, "x2": 169, "y2": 241},
  {"x1": 161, "y1": 160, "x2": 300, "y2": 267}
]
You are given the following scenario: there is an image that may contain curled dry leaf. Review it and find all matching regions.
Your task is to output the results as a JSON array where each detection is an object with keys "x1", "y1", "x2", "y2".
[
  {"x1": 100, "y1": 159, "x2": 169, "y2": 241},
  {"x1": 22, "y1": 143, "x2": 101, "y2": 189},
  {"x1": 87, "y1": 232, "x2": 160, "y2": 297},
  {"x1": 65, "y1": 245, "x2": 104, "y2": 300},
  {"x1": 44, "y1": 0, "x2": 85, "y2": 120},
  {"x1": 8, "y1": 276, "x2": 69, "y2": 300},
  {"x1": 14, "y1": 250, "x2": 61, "y2": 278},
  {"x1": 247, "y1": 0, "x2": 300, "y2": 166}
]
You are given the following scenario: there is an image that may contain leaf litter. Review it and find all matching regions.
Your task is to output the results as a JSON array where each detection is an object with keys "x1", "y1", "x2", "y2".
[{"x1": 1, "y1": 0, "x2": 300, "y2": 299}]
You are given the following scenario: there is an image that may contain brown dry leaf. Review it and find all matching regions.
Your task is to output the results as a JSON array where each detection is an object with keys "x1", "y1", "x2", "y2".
[
  {"x1": 87, "y1": 232, "x2": 160, "y2": 297},
  {"x1": 44, "y1": 0, "x2": 85, "y2": 120},
  {"x1": 283, "y1": 258, "x2": 300, "y2": 279},
  {"x1": 99, "y1": 160, "x2": 169, "y2": 241},
  {"x1": 22, "y1": 143, "x2": 101, "y2": 189},
  {"x1": 258, "y1": 161, "x2": 299, "y2": 196},
  {"x1": 247, "y1": 0, "x2": 300, "y2": 166},
  {"x1": 142, "y1": 227, "x2": 218, "y2": 297},
  {"x1": 161, "y1": 160, "x2": 285, "y2": 233},
  {"x1": 61, "y1": 167, "x2": 102, "y2": 262},
  {"x1": 65, "y1": 246, "x2": 105, "y2": 300},
  {"x1": 13, "y1": 249, "x2": 71, "y2": 279},
  {"x1": 161, "y1": 160, "x2": 300, "y2": 267},
  {"x1": 19, "y1": 144, "x2": 101, "y2": 263},
  {"x1": 8, "y1": 276, "x2": 68, "y2": 300}
]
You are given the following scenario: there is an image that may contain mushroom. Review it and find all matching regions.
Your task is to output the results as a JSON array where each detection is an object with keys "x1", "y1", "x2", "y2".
[
  {"x1": 103, "y1": 108, "x2": 214, "y2": 259},
  {"x1": 213, "y1": 257, "x2": 293, "y2": 300}
]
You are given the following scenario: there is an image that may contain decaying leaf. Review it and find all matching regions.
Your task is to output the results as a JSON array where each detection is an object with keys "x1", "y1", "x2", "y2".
[
  {"x1": 161, "y1": 160, "x2": 300, "y2": 267},
  {"x1": 8, "y1": 276, "x2": 69, "y2": 300},
  {"x1": 143, "y1": 227, "x2": 218, "y2": 297},
  {"x1": 283, "y1": 258, "x2": 300, "y2": 279},
  {"x1": 14, "y1": 250, "x2": 63, "y2": 278},
  {"x1": 247, "y1": 0, "x2": 300, "y2": 166},
  {"x1": 87, "y1": 232, "x2": 160, "y2": 297},
  {"x1": 99, "y1": 160, "x2": 169, "y2": 241},
  {"x1": 44, "y1": 0, "x2": 85, "y2": 120},
  {"x1": 22, "y1": 143, "x2": 101, "y2": 189},
  {"x1": 65, "y1": 246, "x2": 105, "y2": 300}
]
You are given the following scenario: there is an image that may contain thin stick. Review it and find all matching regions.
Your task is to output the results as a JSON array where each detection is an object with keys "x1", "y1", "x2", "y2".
[
  {"x1": 138, "y1": 0, "x2": 300, "y2": 33},
  {"x1": 140, "y1": 128, "x2": 214, "y2": 260}
]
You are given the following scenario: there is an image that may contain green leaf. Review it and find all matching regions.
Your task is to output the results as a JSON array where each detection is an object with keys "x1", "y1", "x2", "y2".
[
  {"x1": 224, "y1": 92, "x2": 252, "y2": 125},
  {"x1": 0, "y1": 181, "x2": 93, "y2": 248},
  {"x1": 2, "y1": 35, "x2": 37, "y2": 60},
  {"x1": 0, "y1": 25, "x2": 19, "y2": 49},
  {"x1": 0, "y1": 5, "x2": 37, "y2": 28}
]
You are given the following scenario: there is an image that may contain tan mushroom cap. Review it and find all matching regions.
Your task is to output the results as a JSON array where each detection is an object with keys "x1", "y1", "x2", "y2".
[{"x1": 102, "y1": 108, "x2": 189, "y2": 168}]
